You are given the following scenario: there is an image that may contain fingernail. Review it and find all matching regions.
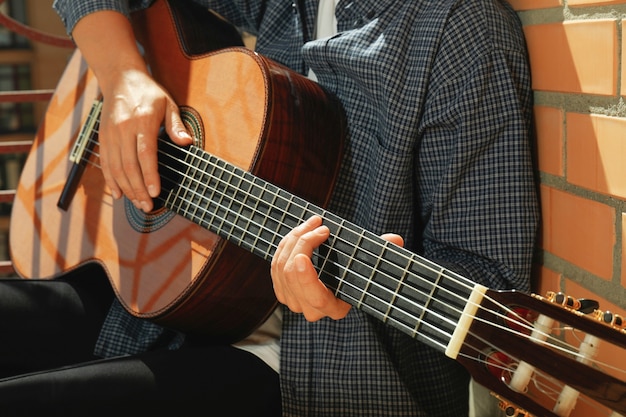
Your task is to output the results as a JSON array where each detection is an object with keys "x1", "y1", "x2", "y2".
[{"x1": 148, "y1": 184, "x2": 158, "y2": 197}]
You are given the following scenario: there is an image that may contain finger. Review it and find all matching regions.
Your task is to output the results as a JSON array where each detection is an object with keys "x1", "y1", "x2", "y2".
[
  {"x1": 101, "y1": 132, "x2": 138, "y2": 203},
  {"x1": 293, "y1": 254, "x2": 350, "y2": 322},
  {"x1": 136, "y1": 128, "x2": 161, "y2": 202},
  {"x1": 286, "y1": 222, "x2": 330, "y2": 266},
  {"x1": 271, "y1": 216, "x2": 323, "y2": 280},
  {"x1": 164, "y1": 101, "x2": 193, "y2": 146},
  {"x1": 270, "y1": 216, "x2": 324, "y2": 308},
  {"x1": 98, "y1": 141, "x2": 123, "y2": 200},
  {"x1": 279, "y1": 224, "x2": 330, "y2": 313},
  {"x1": 380, "y1": 233, "x2": 404, "y2": 247},
  {"x1": 118, "y1": 132, "x2": 153, "y2": 210}
]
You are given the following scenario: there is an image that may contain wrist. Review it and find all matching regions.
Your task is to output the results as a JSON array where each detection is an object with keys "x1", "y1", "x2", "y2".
[{"x1": 72, "y1": 10, "x2": 148, "y2": 90}]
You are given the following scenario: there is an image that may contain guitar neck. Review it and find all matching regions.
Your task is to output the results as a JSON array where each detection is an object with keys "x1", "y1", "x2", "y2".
[{"x1": 160, "y1": 141, "x2": 483, "y2": 354}]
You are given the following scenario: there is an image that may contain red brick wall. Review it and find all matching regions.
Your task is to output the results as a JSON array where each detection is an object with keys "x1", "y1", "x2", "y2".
[{"x1": 509, "y1": 1, "x2": 626, "y2": 416}]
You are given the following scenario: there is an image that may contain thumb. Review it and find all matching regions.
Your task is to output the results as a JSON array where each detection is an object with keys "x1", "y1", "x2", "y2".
[
  {"x1": 381, "y1": 233, "x2": 404, "y2": 247},
  {"x1": 165, "y1": 102, "x2": 193, "y2": 146}
]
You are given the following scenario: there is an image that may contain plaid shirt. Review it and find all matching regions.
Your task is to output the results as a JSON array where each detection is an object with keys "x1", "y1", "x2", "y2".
[{"x1": 54, "y1": 1, "x2": 539, "y2": 416}]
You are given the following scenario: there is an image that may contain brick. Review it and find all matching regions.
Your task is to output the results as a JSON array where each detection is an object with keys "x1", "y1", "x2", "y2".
[
  {"x1": 623, "y1": 21, "x2": 626, "y2": 97},
  {"x1": 507, "y1": 0, "x2": 562, "y2": 9},
  {"x1": 567, "y1": 113, "x2": 626, "y2": 199},
  {"x1": 534, "y1": 106, "x2": 563, "y2": 177},
  {"x1": 540, "y1": 185, "x2": 615, "y2": 279},
  {"x1": 534, "y1": 265, "x2": 561, "y2": 296},
  {"x1": 565, "y1": 280, "x2": 626, "y2": 321},
  {"x1": 524, "y1": 20, "x2": 617, "y2": 95}
]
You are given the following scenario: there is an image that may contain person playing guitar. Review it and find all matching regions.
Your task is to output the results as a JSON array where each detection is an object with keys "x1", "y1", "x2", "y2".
[{"x1": 7, "y1": 1, "x2": 619, "y2": 417}]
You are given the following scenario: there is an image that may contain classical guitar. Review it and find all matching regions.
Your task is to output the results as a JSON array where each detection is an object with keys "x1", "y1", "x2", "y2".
[{"x1": 9, "y1": 1, "x2": 626, "y2": 416}]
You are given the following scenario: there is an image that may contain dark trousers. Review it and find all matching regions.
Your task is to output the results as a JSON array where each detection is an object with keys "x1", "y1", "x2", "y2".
[{"x1": 0, "y1": 264, "x2": 281, "y2": 417}]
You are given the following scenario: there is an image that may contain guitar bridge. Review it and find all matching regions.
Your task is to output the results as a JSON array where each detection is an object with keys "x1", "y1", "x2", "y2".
[{"x1": 57, "y1": 99, "x2": 102, "y2": 210}]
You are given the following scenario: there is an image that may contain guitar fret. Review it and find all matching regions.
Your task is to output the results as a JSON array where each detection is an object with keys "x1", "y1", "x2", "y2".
[
  {"x1": 176, "y1": 149, "x2": 196, "y2": 217},
  {"x1": 203, "y1": 156, "x2": 220, "y2": 229},
  {"x1": 221, "y1": 160, "x2": 257, "y2": 248},
  {"x1": 328, "y1": 220, "x2": 356, "y2": 300},
  {"x1": 194, "y1": 151, "x2": 209, "y2": 224},
  {"x1": 189, "y1": 154, "x2": 202, "y2": 221},
  {"x1": 224, "y1": 162, "x2": 243, "y2": 241},
  {"x1": 412, "y1": 266, "x2": 445, "y2": 338},
  {"x1": 382, "y1": 258, "x2": 412, "y2": 324},
  {"x1": 356, "y1": 231, "x2": 381, "y2": 310},
  {"x1": 193, "y1": 152, "x2": 217, "y2": 229},
  {"x1": 213, "y1": 158, "x2": 230, "y2": 234},
  {"x1": 270, "y1": 192, "x2": 293, "y2": 258},
  {"x1": 315, "y1": 215, "x2": 469, "y2": 348},
  {"x1": 240, "y1": 176, "x2": 267, "y2": 255},
  {"x1": 246, "y1": 178, "x2": 276, "y2": 258}
]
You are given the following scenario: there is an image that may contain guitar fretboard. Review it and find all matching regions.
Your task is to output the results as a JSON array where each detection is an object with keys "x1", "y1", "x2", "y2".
[{"x1": 160, "y1": 142, "x2": 477, "y2": 353}]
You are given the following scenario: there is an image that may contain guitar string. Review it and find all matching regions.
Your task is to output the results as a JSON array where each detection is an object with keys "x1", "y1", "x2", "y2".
[
  {"x1": 76, "y1": 123, "x2": 553, "y2": 354},
  {"x1": 82, "y1": 139, "x2": 534, "y2": 340},
  {"x1": 81, "y1": 143, "x2": 626, "y2": 416},
  {"x1": 457, "y1": 309, "x2": 626, "y2": 414},
  {"x1": 151, "y1": 143, "x2": 626, "y2": 407},
  {"x1": 77, "y1": 156, "x2": 625, "y2": 417},
  {"x1": 80, "y1": 139, "x2": 626, "y2": 399},
  {"x1": 69, "y1": 99, "x2": 625, "y2": 414},
  {"x1": 465, "y1": 315, "x2": 626, "y2": 376},
  {"x1": 80, "y1": 138, "x2": 615, "y2": 368},
  {"x1": 81, "y1": 142, "x2": 457, "y2": 351},
  {"x1": 155, "y1": 143, "x2": 604, "y2": 345},
  {"x1": 72, "y1": 92, "x2": 626, "y2": 414}
]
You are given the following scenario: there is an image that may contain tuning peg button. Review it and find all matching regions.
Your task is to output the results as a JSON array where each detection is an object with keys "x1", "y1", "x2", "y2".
[
  {"x1": 594, "y1": 310, "x2": 625, "y2": 330},
  {"x1": 546, "y1": 291, "x2": 581, "y2": 310},
  {"x1": 546, "y1": 292, "x2": 600, "y2": 314}
]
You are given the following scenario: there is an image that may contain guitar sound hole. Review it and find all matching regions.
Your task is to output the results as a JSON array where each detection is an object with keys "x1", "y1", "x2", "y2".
[
  {"x1": 152, "y1": 195, "x2": 165, "y2": 211},
  {"x1": 124, "y1": 197, "x2": 175, "y2": 234}
]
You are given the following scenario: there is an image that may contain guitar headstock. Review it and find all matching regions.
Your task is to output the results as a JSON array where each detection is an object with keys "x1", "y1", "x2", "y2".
[{"x1": 457, "y1": 289, "x2": 626, "y2": 417}]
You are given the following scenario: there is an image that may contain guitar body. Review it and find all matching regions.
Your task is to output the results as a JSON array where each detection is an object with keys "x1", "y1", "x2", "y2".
[{"x1": 9, "y1": 0, "x2": 344, "y2": 342}]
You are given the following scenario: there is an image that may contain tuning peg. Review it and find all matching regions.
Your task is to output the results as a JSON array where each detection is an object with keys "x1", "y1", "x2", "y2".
[
  {"x1": 577, "y1": 298, "x2": 600, "y2": 314},
  {"x1": 593, "y1": 310, "x2": 626, "y2": 331},
  {"x1": 545, "y1": 291, "x2": 600, "y2": 314},
  {"x1": 546, "y1": 291, "x2": 581, "y2": 310}
]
